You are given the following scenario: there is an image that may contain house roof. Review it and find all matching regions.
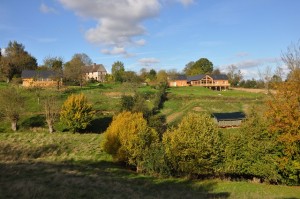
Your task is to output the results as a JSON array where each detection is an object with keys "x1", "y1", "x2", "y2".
[
  {"x1": 21, "y1": 70, "x2": 58, "y2": 79},
  {"x1": 187, "y1": 74, "x2": 228, "y2": 82},
  {"x1": 187, "y1": 74, "x2": 205, "y2": 82},
  {"x1": 85, "y1": 63, "x2": 106, "y2": 73},
  {"x1": 213, "y1": 112, "x2": 246, "y2": 121},
  {"x1": 210, "y1": 74, "x2": 229, "y2": 80}
]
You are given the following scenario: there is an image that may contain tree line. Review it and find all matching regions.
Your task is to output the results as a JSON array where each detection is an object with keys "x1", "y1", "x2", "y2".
[{"x1": 1, "y1": 40, "x2": 283, "y2": 88}]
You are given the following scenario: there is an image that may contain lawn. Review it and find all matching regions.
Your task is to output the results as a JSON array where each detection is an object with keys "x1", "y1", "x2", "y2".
[{"x1": 1, "y1": 132, "x2": 300, "y2": 199}]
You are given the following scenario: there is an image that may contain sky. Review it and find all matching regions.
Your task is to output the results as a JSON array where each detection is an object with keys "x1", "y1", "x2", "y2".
[{"x1": 1, "y1": 0, "x2": 300, "y2": 79}]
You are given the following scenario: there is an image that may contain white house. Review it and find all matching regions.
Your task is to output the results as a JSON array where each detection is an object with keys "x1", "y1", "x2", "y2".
[{"x1": 85, "y1": 63, "x2": 107, "y2": 82}]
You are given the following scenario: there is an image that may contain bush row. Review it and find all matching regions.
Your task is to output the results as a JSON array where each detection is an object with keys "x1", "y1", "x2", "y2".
[{"x1": 102, "y1": 109, "x2": 299, "y2": 185}]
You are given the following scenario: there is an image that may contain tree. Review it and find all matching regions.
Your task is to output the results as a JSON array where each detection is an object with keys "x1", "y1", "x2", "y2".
[
  {"x1": 0, "y1": 87, "x2": 25, "y2": 131},
  {"x1": 43, "y1": 94, "x2": 60, "y2": 133},
  {"x1": 258, "y1": 65, "x2": 272, "y2": 92},
  {"x1": 43, "y1": 56, "x2": 63, "y2": 90},
  {"x1": 156, "y1": 70, "x2": 168, "y2": 84},
  {"x1": 0, "y1": 41, "x2": 37, "y2": 82},
  {"x1": 163, "y1": 113, "x2": 223, "y2": 176},
  {"x1": 281, "y1": 40, "x2": 300, "y2": 72},
  {"x1": 111, "y1": 61, "x2": 125, "y2": 82},
  {"x1": 227, "y1": 65, "x2": 243, "y2": 87},
  {"x1": 184, "y1": 58, "x2": 213, "y2": 76},
  {"x1": 265, "y1": 41, "x2": 300, "y2": 184},
  {"x1": 60, "y1": 93, "x2": 95, "y2": 133},
  {"x1": 212, "y1": 68, "x2": 221, "y2": 75},
  {"x1": 224, "y1": 107, "x2": 278, "y2": 182},
  {"x1": 148, "y1": 69, "x2": 157, "y2": 81},
  {"x1": 64, "y1": 53, "x2": 92, "y2": 87},
  {"x1": 103, "y1": 111, "x2": 159, "y2": 170}
]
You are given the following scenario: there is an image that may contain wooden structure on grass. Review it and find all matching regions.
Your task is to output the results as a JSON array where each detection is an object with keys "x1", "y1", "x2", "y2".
[{"x1": 213, "y1": 112, "x2": 246, "y2": 128}]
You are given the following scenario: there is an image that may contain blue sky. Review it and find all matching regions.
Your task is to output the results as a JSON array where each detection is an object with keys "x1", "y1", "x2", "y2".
[{"x1": 1, "y1": 0, "x2": 299, "y2": 79}]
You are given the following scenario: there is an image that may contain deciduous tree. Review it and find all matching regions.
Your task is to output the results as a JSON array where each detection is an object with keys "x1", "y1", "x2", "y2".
[
  {"x1": 43, "y1": 94, "x2": 60, "y2": 133},
  {"x1": 0, "y1": 41, "x2": 37, "y2": 82},
  {"x1": 184, "y1": 58, "x2": 213, "y2": 76},
  {"x1": 64, "y1": 53, "x2": 92, "y2": 87},
  {"x1": 43, "y1": 56, "x2": 63, "y2": 89},
  {"x1": 227, "y1": 65, "x2": 243, "y2": 87},
  {"x1": 0, "y1": 87, "x2": 25, "y2": 131},
  {"x1": 111, "y1": 61, "x2": 125, "y2": 82}
]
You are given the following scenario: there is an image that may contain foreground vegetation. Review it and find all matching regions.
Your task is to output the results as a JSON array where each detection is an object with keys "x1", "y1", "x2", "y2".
[{"x1": 1, "y1": 132, "x2": 300, "y2": 199}]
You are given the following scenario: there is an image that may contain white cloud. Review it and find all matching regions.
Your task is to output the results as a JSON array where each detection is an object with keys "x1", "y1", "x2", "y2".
[
  {"x1": 138, "y1": 57, "x2": 160, "y2": 66},
  {"x1": 58, "y1": 0, "x2": 160, "y2": 55},
  {"x1": 40, "y1": 3, "x2": 58, "y2": 14},
  {"x1": 57, "y1": 0, "x2": 193, "y2": 56},
  {"x1": 101, "y1": 47, "x2": 126, "y2": 55},
  {"x1": 222, "y1": 57, "x2": 280, "y2": 69}
]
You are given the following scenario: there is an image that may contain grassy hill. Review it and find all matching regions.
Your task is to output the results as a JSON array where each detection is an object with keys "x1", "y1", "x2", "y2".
[{"x1": 1, "y1": 83, "x2": 299, "y2": 198}]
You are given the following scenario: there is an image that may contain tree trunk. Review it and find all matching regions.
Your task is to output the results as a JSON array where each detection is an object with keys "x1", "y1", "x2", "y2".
[
  {"x1": 47, "y1": 120, "x2": 55, "y2": 133},
  {"x1": 11, "y1": 120, "x2": 17, "y2": 131}
]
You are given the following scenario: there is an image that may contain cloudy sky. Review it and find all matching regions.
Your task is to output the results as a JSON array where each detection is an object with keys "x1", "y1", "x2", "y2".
[{"x1": 1, "y1": 0, "x2": 299, "y2": 79}]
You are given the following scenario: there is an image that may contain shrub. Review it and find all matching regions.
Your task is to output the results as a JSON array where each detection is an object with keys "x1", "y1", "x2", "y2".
[
  {"x1": 102, "y1": 111, "x2": 159, "y2": 170},
  {"x1": 163, "y1": 113, "x2": 223, "y2": 177},
  {"x1": 60, "y1": 93, "x2": 94, "y2": 133},
  {"x1": 223, "y1": 107, "x2": 279, "y2": 183}
]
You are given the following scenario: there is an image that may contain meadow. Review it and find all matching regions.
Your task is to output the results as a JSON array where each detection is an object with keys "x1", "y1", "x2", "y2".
[{"x1": 1, "y1": 83, "x2": 300, "y2": 198}]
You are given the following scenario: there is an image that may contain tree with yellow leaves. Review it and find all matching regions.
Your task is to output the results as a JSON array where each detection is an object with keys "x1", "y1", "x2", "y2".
[
  {"x1": 103, "y1": 111, "x2": 159, "y2": 170},
  {"x1": 60, "y1": 93, "x2": 94, "y2": 133}
]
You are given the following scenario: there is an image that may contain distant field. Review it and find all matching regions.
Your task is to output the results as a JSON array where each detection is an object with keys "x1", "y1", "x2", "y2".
[
  {"x1": 1, "y1": 132, "x2": 300, "y2": 199},
  {"x1": 163, "y1": 86, "x2": 266, "y2": 125}
]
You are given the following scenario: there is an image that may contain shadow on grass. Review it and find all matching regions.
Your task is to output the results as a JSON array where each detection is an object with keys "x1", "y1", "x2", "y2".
[
  {"x1": 21, "y1": 114, "x2": 46, "y2": 128},
  {"x1": 0, "y1": 161, "x2": 230, "y2": 199},
  {"x1": 84, "y1": 116, "x2": 113, "y2": 134}
]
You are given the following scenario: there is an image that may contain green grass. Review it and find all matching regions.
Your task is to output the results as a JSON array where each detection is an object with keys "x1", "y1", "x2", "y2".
[
  {"x1": 163, "y1": 87, "x2": 266, "y2": 125},
  {"x1": 1, "y1": 132, "x2": 300, "y2": 199}
]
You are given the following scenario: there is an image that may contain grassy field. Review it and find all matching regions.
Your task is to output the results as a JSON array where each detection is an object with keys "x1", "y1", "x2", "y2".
[
  {"x1": 1, "y1": 83, "x2": 300, "y2": 198},
  {"x1": 163, "y1": 86, "x2": 265, "y2": 125},
  {"x1": 1, "y1": 132, "x2": 300, "y2": 199}
]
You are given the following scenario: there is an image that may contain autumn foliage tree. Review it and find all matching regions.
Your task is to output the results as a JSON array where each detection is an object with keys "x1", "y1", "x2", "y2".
[
  {"x1": 103, "y1": 112, "x2": 159, "y2": 170},
  {"x1": 60, "y1": 94, "x2": 94, "y2": 133},
  {"x1": 265, "y1": 41, "x2": 300, "y2": 184},
  {"x1": 266, "y1": 75, "x2": 300, "y2": 184}
]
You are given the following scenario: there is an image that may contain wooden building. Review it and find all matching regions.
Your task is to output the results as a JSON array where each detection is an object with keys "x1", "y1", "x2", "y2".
[
  {"x1": 21, "y1": 70, "x2": 62, "y2": 87},
  {"x1": 168, "y1": 75, "x2": 188, "y2": 87},
  {"x1": 168, "y1": 74, "x2": 230, "y2": 90}
]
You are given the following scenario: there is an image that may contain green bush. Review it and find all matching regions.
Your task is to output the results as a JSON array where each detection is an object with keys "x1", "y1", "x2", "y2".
[
  {"x1": 223, "y1": 108, "x2": 279, "y2": 183},
  {"x1": 163, "y1": 112, "x2": 223, "y2": 177}
]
